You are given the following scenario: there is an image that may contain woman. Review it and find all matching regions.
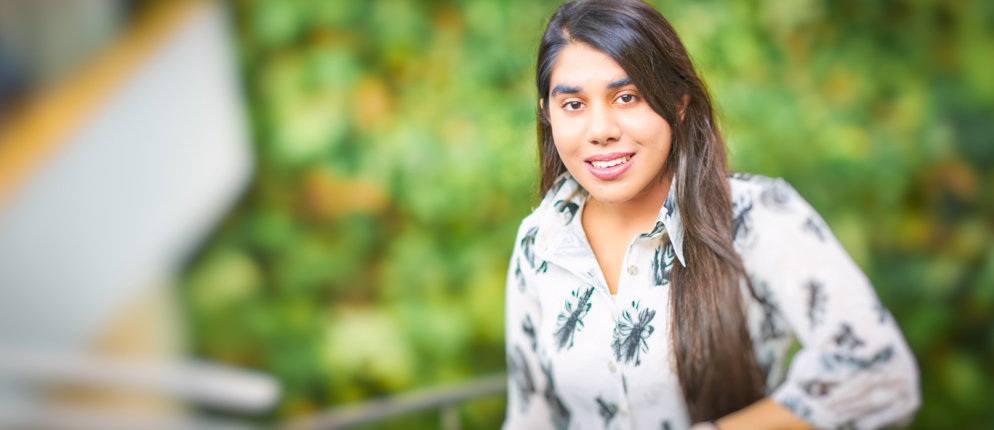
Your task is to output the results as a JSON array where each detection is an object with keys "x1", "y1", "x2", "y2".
[{"x1": 503, "y1": 1, "x2": 920, "y2": 429}]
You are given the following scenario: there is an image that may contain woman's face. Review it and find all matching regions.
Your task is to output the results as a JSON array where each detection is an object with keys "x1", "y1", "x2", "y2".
[{"x1": 547, "y1": 43, "x2": 673, "y2": 206}]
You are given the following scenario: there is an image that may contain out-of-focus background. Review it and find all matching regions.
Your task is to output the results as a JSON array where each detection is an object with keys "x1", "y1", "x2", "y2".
[{"x1": 0, "y1": 0, "x2": 991, "y2": 429}]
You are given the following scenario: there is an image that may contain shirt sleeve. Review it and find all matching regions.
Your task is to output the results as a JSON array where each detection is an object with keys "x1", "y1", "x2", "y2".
[
  {"x1": 739, "y1": 178, "x2": 921, "y2": 429},
  {"x1": 502, "y1": 220, "x2": 554, "y2": 429}
]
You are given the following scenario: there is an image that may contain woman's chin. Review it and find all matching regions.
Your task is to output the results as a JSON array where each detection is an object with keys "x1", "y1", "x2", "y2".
[
  {"x1": 576, "y1": 174, "x2": 669, "y2": 209},
  {"x1": 582, "y1": 183, "x2": 638, "y2": 206}
]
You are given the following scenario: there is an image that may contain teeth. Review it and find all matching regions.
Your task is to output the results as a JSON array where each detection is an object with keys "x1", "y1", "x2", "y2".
[{"x1": 590, "y1": 155, "x2": 631, "y2": 168}]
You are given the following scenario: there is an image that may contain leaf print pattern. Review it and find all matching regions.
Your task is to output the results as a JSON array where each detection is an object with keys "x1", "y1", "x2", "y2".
[
  {"x1": 555, "y1": 199, "x2": 580, "y2": 225},
  {"x1": 639, "y1": 221, "x2": 665, "y2": 238},
  {"x1": 825, "y1": 346, "x2": 894, "y2": 371},
  {"x1": 551, "y1": 174, "x2": 569, "y2": 195},
  {"x1": 521, "y1": 226, "x2": 538, "y2": 269},
  {"x1": 536, "y1": 260, "x2": 548, "y2": 274},
  {"x1": 662, "y1": 194, "x2": 676, "y2": 219},
  {"x1": 873, "y1": 298, "x2": 889, "y2": 323},
  {"x1": 732, "y1": 198, "x2": 754, "y2": 240},
  {"x1": 553, "y1": 287, "x2": 594, "y2": 351},
  {"x1": 781, "y1": 395, "x2": 812, "y2": 419},
  {"x1": 730, "y1": 171, "x2": 754, "y2": 181},
  {"x1": 651, "y1": 239, "x2": 674, "y2": 287},
  {"x1": 514, "y1": 259, "x2": 526, "y2": 292},
  {"x1": 807, "y1": 280, "x2": 826, "y2": 328},
  {"x1": 803, "y1": 347, "x2": 895, "y2": 402},
  {"x1": 758, "y1": 349, "x2": 776, "y2": 380},
  {"x1": 612, "y1": 301, "x2": 656, "y2": 366},
  {"x1": 661, "y1": 420, "x2": 673, "y2": 430},
  {"x1": 759, "y1": 179, "x2": 792, "y2": 210},
  {"x1": 508, "y1": 346, "x2": 536, "y2": 408},
  {"x1": 522, "y1": 315, "x2": 537, "y2": 352},
  {"x1": 754, "y1": 282, "x2": 787, "y2": 342},
  {"x1": 801, "y1": 379, "x2": 838, "y2": 397},
  {"x1": 803, "y1": 217, "x2": 826, "y2": 241},
  {"x1": 833, "y1": 323, "x2": 865, "y2": 351},
  {"x1": 595, "y1": 396, "x2": 617, "y2": 426},
  {"x1": 760, "y1": 303, "x2": 785, "y2": 342},
  {"x1": 541, "y1": 361, "x2": 571, "y2": 430}
]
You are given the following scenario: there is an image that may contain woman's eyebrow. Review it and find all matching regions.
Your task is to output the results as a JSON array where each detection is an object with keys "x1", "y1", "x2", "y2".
[
  {"x1": 550, "y1": 84, "x2": 581, "y2": 98},
  {"x1": 550, "y1": 77, "x2": 631, "y2": 98},
  {"x1": 607, "y1": 77, "x2": 633, "y2": 89}
]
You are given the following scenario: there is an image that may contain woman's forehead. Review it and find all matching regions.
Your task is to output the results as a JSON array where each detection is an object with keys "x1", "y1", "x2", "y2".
[{"x1": 549, "y1": 43, "x2": 631, "y2": 95}]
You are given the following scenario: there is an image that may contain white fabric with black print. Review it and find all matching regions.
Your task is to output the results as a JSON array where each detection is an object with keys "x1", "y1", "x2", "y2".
[{"x1": 503, "y1": 172, "x2": 920, "y2": 430}]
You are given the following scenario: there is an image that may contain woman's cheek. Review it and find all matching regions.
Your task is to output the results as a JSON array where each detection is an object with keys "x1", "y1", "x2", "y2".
[{"x1": 552, "y1": 122, "x2": 585, "y2": 151}]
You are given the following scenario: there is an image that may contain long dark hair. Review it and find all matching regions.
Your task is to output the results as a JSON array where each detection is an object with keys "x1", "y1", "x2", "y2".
[{"x1": 536, "y1": 0, "x2": 765, "y2": 421}]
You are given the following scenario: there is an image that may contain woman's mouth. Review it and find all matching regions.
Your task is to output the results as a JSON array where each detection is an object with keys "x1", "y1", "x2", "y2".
[{"x1": 586, "y1": 153, "x2": 634, "y2": 180}]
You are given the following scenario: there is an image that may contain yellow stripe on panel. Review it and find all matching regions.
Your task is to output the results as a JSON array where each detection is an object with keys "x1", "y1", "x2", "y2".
[{"x1": 0, "y1": 0, "x2": 207, "y2": 211}]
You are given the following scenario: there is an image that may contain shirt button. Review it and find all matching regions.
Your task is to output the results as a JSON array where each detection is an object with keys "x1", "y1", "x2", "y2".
[
  {"x1": 619, "y1": 405, "x2": 629, "y2": 415},
  {"x1": 608, "y1": 361, "x2": 618, "y2": 373},
  {"x1": 627, "y1": 265, "x2": 638, "y2": 276}
]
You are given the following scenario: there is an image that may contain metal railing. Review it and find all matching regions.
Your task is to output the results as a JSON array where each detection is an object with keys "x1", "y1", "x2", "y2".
[
  {"x1": 281, "y1": 374, "x2": 507, "y2": 430},
  {"x1": 0, "y1": 347, "x2": 507, "y2": 430}
]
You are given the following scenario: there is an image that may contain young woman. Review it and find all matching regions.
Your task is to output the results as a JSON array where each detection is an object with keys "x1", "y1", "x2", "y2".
[{"x1": 503, "y1": 1, "x2": 921, "y2": 429}]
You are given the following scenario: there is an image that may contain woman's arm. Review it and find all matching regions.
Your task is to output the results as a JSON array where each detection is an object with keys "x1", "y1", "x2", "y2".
[
  {"x1": 691, "y1": 398, "x2": 811, "y2": 430},
  {"x1": 720, "y1": 178, "x2": 920, "y2": 429},
  {"x1": 502, "y1": 221, "x2": 551, "y2": 429}
]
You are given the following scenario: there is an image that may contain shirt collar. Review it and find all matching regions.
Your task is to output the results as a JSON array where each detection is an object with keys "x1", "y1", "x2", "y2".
[{"x1": 537, "y1": 172, "x2": 687, "y2": 267}]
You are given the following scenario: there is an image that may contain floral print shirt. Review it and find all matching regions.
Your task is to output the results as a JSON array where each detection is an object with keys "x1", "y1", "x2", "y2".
[{"x1": 503, "y1": 172, "x2": 920, "y2": 430}]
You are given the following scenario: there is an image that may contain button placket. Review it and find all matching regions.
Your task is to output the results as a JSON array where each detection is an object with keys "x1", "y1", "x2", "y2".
[{"x1": 615, "y1": 244, "x2": 640, "y2": 300}]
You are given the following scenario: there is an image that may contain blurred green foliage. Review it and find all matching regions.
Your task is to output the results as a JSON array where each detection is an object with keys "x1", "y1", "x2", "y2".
[{"x1": 181, "y1": 0, "x2": 994, "y2": 428}]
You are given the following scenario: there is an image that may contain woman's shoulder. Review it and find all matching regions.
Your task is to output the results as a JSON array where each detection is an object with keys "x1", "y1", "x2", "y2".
[
  {"x1": 512, "y1": 172, "x2": 580, "y2": 242},
  {"x1": 726, "y1": 172, "x2": 833, "y2": 253},
  {"x1": 727, "y1": 171, "x2": 786, "y2": 192},
  {"x1": 726, "y1": 171, "x2": 809, "y2": 212}
]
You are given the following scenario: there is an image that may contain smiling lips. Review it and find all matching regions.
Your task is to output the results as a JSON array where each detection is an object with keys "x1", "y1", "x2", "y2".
[{"x1": 585, "y1": 152, "x2": 635, "y2": 180}]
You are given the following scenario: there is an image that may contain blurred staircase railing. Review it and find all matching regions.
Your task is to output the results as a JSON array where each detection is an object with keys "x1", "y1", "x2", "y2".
[{"x1": 279, "y1": 374, "x2": 507, "y2": 430}]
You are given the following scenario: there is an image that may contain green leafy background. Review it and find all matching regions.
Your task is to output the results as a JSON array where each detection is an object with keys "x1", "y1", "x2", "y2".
[{"x1": 181, "y1": 0, "x2": 994, "y2": 428}]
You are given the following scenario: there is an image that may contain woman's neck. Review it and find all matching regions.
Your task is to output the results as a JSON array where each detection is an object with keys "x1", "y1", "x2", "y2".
[
  {"x1": 583, "y1": 172, "x2": 672, "y2": 233},
  {"x1": 579, "y1": 171, "x2": 673, "y2": 295}
]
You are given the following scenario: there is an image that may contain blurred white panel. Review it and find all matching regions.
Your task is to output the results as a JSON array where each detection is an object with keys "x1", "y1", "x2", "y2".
[{"x1": 0, "y1": 1, "x2": 252, "y2": 347}]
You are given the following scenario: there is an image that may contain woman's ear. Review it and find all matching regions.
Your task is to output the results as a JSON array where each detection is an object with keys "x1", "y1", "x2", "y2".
[
  {"x1": 539, "y1": 98, "x2": 545, "y2": 112},
  {"x1": 678, "y1": 94, "x2": 690, "y2": 121}
]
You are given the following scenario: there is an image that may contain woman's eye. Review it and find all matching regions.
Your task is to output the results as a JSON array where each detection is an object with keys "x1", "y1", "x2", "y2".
[
  {"x1": 618, "y1": 94, "x2": 636, "y2": 103},
  {"x1": 564, "y1": 101, "x2": 583, "y2": 110}
]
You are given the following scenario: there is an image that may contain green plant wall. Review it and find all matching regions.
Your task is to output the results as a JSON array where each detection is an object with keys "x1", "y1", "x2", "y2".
[{"x1": 181, "y1": 0, "x2": 994, "y2": 428}]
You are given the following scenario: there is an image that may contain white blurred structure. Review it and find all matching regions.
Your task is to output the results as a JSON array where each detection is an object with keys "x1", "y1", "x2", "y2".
[
  {"x1": 0, "y1": 0, "x2": 250, "y2": 347},
  {"x1": 0, "y1": 0, "x2": 277, "y2": 425}
]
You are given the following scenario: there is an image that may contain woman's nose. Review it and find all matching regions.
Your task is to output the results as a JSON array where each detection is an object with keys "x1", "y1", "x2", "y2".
[{"x1": 585, "y1": 103, "x2": 621, "y2": 144}]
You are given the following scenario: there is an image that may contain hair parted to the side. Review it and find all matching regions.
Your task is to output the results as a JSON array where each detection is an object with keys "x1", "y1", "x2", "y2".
[{"x1": 536, "y1": 0, "x2": 765, "y2": 421}]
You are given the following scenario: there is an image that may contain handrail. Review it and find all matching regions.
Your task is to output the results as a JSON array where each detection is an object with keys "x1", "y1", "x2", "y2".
[
  {"x1": 0, "y1": 363, "x2": 506, "y2": 429},
  {"x1": 280, "y1": 373, "x2": 507, "y2": 430}
]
